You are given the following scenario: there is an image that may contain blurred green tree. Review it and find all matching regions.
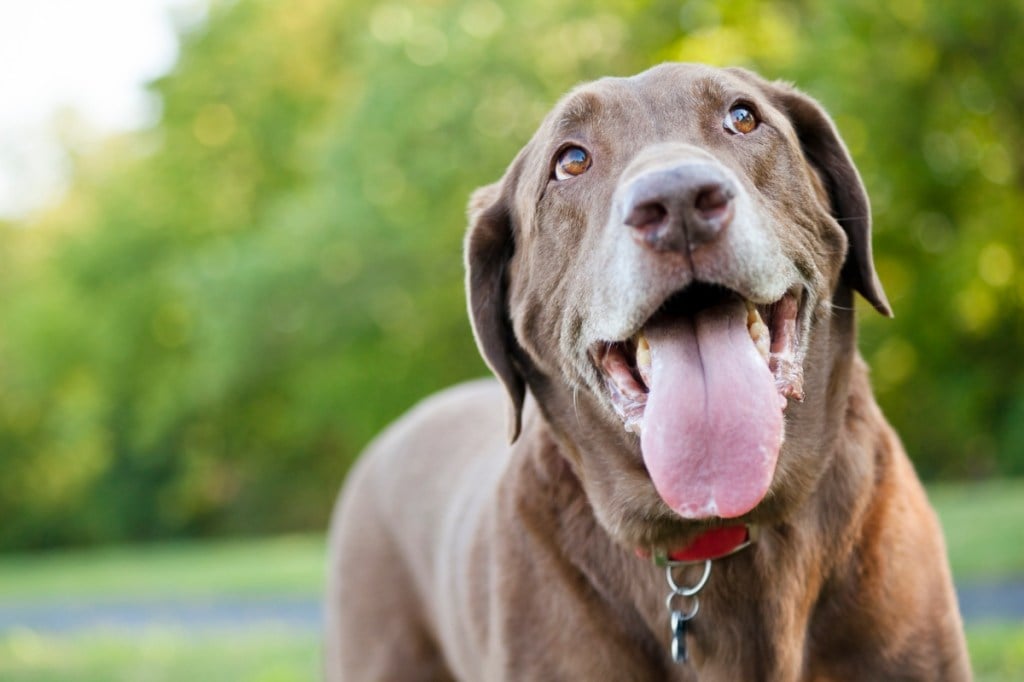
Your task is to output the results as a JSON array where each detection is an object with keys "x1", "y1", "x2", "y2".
[{"x1": 0, "y1": 0, "x2": 1020, "y2": 548}]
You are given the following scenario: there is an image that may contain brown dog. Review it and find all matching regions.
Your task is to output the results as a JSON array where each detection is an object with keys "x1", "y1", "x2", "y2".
[{"x1": 325, "y1": 63, "x2": 970, "y2": 680}]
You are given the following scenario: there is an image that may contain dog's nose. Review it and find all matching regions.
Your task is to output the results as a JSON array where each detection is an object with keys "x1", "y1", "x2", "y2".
[{"x1": 621, "y1": 163, "x2": 736, "y2": 252}]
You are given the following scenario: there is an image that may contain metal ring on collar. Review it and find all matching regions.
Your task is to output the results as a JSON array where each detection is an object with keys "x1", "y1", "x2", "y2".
[{"x1": 666, "y1": 558, "x2": 712, "y2": 597}]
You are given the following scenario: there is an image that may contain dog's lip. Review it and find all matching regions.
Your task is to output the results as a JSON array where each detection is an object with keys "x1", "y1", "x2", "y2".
[{"x1": 588, "y1": 283, "x2": 807, "y2": 433}]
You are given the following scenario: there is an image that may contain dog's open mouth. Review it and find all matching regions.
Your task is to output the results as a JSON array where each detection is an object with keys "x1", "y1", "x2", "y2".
[
  {"x1": 592, "y1": 285, "x2": 806, "y2": 429},
  {"x1": 590, "y1": 284, "x2": 806, "y2": 520}
]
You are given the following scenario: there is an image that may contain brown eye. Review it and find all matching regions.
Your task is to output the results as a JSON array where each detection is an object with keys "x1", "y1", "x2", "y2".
[
  {"x1": 554, "y1": 146, "x2": 592, "y2": 180},
  {"x1": 724, "y1": 105, "x2": 758, "y2": 135}
]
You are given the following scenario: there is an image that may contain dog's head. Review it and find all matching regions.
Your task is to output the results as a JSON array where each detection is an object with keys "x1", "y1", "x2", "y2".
[{"x1": 466, "y1": 63, "x2": 889, "y2": 551}]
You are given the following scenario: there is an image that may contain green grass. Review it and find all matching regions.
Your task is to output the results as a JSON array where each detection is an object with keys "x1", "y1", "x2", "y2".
[
  {"x1": 929, "y1": 479, "x2": 1024, "y2": 581},
  {"x1": 0, "y1": 627, "x2": 318, "y2": 682},
  {"x1": 0, "y1": 534, "x2": 325, "y2": 602},
  {"x1": 0, "y1": 480, "x2": 1020, "y2": 680},
  {"x1": 0, "y1": 535, "x2": 326, "y2": 680},
  {"x1": 969, "y1": 623, "x2": 1024, "y2": 682}
]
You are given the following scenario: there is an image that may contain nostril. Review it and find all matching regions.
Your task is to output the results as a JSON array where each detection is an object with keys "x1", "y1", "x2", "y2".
[
  {"x1": 694, "y1": 184, "x2": 732, "y2": 219},
  {"x1": 624, "y1": 201, "x2": 668, "y2": 230}
]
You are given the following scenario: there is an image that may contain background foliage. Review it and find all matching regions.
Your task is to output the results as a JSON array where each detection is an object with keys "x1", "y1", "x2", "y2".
[{"x1": 0, "y1": 0, "x2": 1021, "y2": 549}]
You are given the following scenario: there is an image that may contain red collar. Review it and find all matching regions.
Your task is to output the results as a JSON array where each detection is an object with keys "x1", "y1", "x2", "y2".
[{"x1": 640, "y1": 524, "x2": 756, "y2": 564}]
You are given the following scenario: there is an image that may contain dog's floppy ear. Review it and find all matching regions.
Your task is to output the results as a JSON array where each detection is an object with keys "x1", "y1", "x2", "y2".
[
  {"x1": 771, "y1": 83, "x2": 893, "y2": 317},
  {"x1": 465, "y1": 181, "x2": 526, "y2": 442}
]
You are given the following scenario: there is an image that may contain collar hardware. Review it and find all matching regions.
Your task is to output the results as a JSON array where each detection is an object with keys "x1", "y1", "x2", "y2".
[
  {"x1": 663, "y1": 559, "x2": 710, "y2": 663},
  {"x1": 651, "y1": 524, "x2": 758, "y2": 665}
]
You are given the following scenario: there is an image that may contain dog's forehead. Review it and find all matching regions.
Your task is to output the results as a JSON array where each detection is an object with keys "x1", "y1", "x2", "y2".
[{"x1": 548, "y1": 63, "x2": 766, "y2": 132}]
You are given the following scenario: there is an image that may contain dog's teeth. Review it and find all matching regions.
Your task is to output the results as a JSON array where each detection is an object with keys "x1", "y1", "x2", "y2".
[
  {"x1": 635, "y1": 333, "x2": 651, "y2": 370},
  {"x1": 635, "y1": 332, "x2": 652, "y2": 388},
  {"x1": 746, "y1": 303, "x2": 771, "y2": 362}
]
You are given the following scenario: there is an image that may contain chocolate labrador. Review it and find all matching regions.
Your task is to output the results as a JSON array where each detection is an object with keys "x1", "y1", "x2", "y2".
[{"x1": 325, "y1": 63, "x2": 970, "y2": 680}]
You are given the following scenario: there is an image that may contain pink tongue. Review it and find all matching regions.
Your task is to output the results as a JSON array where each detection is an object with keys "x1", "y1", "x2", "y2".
[{"x1": 640, "y1": 300, "x2": 784, "y2": 519}]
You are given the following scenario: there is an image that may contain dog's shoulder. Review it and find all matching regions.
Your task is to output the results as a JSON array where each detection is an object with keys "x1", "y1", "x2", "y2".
[
  {"x1": 376, "y1": 377, "x2": 508, "y2": 454},
  {"x1": 350, "y1": 378, "x2": 511, "y2": 494}
]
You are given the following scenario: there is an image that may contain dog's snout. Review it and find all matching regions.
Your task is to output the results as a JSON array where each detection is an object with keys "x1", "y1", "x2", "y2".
[{"x1": 621, "y1": 163, "x2": 736, "y2": 252}]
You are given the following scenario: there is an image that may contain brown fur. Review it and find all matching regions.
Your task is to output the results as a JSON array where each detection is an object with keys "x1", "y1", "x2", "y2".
[{"x1": 325, "y1": 64, "x2": 970, "y2": 680}]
